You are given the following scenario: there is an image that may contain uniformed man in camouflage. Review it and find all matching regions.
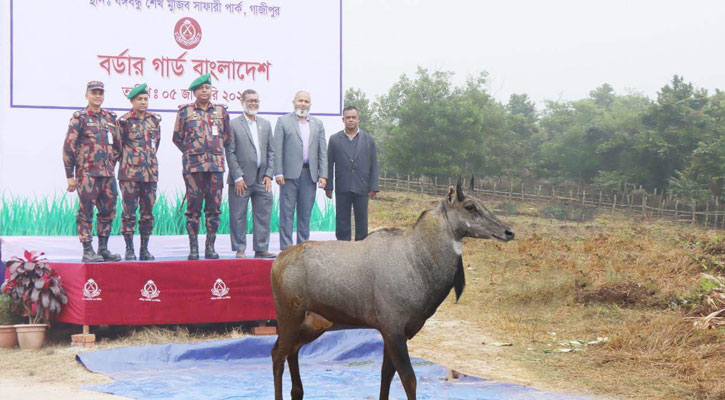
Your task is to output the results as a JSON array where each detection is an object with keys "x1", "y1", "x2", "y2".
[
  {"x1": 113, "y1": 83, "x2": 161, "y2": 261},
  {"x1": 173, "y1": 74, "x2": 232, "y2": 259},
  {"x1": 63, "y1": 81, "x2": 122, "y2": 263}
]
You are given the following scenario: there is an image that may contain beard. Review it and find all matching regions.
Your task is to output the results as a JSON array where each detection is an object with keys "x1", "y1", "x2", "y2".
[
  {"x1": 294, "y1": 107, "x2": 309, "y2": 118},
  {"x1": 244, "y1": 107, "x2": 258, "y2": 116}
]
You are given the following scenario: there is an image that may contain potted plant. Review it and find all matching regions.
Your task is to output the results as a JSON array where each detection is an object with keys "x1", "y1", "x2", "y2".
[
  {"x1": 0, "y1": 293, "x2": 21, "y2": 348},
  {"x1": 0, "y1": 251, "x2": 68, "y2": 349}
]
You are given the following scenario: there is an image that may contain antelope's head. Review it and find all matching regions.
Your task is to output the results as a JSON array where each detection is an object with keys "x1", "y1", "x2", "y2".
[{"x1": 444, "y1": 176, "x2": 515, "y2": 242}]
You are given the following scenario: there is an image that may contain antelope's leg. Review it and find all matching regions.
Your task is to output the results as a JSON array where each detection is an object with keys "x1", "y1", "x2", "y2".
[
  {"x1": 382, "y1": 334, "x2": 417, "y2": 400},
  {"x1": 379, "y1": 343, "x2": 396, "y2": 400},
  {"x1": 288, "y1": 312, "x2": 333, "y2": 400},
  {"x1": 272, "y1": 312, "x2": 306, "y2": 400},
  {"x1": 272, "y1": 334, "x2": 293, "y2": 400},
  {"x1": 288, "y1": 350, "x2": 304, "y2": 400}
]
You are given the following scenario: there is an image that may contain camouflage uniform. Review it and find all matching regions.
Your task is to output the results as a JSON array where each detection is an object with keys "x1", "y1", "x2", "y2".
[
  {"x1": 113, "y1": 111, "x2": 162, "y2": 236},
  {"x1": 63, "y1": 107, "x2": 118, "y2": 243},
  {"x1": 172, "y1": 102, "x2": 231, "y2": 235}
]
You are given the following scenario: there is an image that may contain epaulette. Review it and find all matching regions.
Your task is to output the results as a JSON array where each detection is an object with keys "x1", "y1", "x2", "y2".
[
  {"x1": 72, "y1": 111, "x2": 81, "y2": 118},
  {"x1": 151, "y1": 112, "x2": 162, "y2": 122},
  {"x1": 118, "y1": 112, "x2": 131, "y2": 123},
  {"x1": 109, "y1": 110, "x2": 117, "y2": 118}
]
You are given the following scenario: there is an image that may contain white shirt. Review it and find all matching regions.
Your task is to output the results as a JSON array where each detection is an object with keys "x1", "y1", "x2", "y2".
[
  {"x1": 245, "y1": 113, "x2": 262, "y2": 168},
  {"x1": 298, "y1": 117, "x2": 310, "y2": 163},
  {"x1": 235, "y1": 113, "x2": 262, "y2": 183},
  {"x1": 274, "y1": 116, "x2": 313, "y2": 180}
]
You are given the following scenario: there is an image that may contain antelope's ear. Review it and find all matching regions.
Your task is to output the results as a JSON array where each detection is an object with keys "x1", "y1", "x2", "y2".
[
  {"x1": 456, "y1": 176, "x2": 464, "y2": 202},
  {"x1": 447, "y1": 186, "x2": 456, "y2": 204}
]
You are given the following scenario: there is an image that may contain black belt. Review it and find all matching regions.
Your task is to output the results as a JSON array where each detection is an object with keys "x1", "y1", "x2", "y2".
[{"x1": 302, "y1": 163, "x2": 310, "y2": 169}]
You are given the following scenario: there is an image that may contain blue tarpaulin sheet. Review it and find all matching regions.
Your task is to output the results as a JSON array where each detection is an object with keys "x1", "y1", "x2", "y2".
[{"x1": 77, "y1": 329, "x2": 595, "y2": 399}]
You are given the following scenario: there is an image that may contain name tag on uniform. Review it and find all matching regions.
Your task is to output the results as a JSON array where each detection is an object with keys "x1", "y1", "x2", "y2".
[
  {"x1": 107, "y1": 129, "x2": 114, "y2": 144},
  {"x1": 212, "y1": 125, "x2": 219, "y2": 136}
]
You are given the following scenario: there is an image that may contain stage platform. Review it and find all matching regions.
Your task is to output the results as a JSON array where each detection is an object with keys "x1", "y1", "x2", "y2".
[
  {"x1": 1, "y1": 233, "x2": 336, "y2": 327},
  {"x1": 0, "y1": 232, "x2": 336, "y2": 263}
]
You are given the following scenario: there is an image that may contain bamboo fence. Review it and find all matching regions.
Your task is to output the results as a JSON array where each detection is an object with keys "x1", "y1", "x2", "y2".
[{"x1": 378, "y1": 173, "x2": 725, "y2": 228}]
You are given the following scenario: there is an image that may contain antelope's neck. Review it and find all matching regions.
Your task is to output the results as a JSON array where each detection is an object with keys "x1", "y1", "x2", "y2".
[{"x1": 411, "y1": 207, "x2": 463, "y2": 268}]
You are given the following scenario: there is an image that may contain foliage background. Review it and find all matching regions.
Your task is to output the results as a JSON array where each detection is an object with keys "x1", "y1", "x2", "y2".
[{"x1": 345, "y1": 69, "x2": 725, "y2": 202}]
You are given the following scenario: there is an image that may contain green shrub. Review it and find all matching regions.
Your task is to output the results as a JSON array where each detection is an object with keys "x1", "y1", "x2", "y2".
[
  {"x1": 541, "y1": 203, "x2": 568, "y2": 220},
  {"x1": 0, "y1": 294, "x2": 23, "y2": 325},
  {"x1": 497, "y1": 202, "x2": 518, "y2": 215},
  {"x1": 541, "y1": 203, "x2": 595, "y2": 222}
]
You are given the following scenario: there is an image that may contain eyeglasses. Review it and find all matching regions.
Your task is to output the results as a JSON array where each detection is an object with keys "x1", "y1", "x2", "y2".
[{"x1": 244, "y1": 99, "x2": 260, "y2": 104}]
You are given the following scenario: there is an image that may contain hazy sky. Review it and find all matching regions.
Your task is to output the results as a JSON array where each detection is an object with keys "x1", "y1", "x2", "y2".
[{"x1": 343, "y1": 0, "x2": 724, "y2": 107}]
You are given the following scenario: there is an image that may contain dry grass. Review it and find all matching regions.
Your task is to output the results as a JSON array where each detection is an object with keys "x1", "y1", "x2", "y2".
[
  {"x1": 373, "y1": 191, "x2": 725, "y2": 400},
  {"x1": 1, "y1": 191, "x2": 723, "y2": 399},
  {"x1": 0, "y1": 324, "x2": 250, "y2": 387}
]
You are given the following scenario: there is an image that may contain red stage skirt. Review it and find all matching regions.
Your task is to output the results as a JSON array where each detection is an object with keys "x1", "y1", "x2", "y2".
[{"x1": 5, "y1": 259, "x2": 277, "y2": 325}]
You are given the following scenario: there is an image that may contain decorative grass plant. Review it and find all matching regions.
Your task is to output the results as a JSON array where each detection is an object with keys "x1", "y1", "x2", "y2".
[{"x1": 0, "y1": 192, "x2": 336, "y2": 236}]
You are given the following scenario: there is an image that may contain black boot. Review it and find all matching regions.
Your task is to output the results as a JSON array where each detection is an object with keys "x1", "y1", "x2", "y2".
[
  {"x1": 188, "y1": 234, "x2": 199, "y2": 260},
  {"x1": 81, "y1": 241, "x2": 104, "y2": 263},
  {"x1": 205, "y1": 234, "x2": 219, "y2": 259},
  {"x1": 139, "y1": 232, "x2": 155, "y2": 261},
  {"x1": 124, "y1": 234, "x2": 136, "y2": 261},
  {"x1": 97, "y1": 236, "x2": 121, "y2": 262}
]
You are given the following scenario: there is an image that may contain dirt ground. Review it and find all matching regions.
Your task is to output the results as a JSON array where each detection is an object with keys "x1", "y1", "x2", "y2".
[
  {"x1": 0, "y1": 378, "x2": 123, "y2": 399},
  {"x1": 408, "y1": 312, "x2": 616, "y2": 399},
  {"x1": 0, "y1": 342, "x2": 119, "y2": 399}
]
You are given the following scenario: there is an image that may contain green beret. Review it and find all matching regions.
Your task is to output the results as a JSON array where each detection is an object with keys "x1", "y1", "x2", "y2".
[
  {"x1": 189, "y1": 73, "x2": 212, "y2": 91},
  {"x1": 127, "y1": 83, "x2": 148, "y2": 100}
]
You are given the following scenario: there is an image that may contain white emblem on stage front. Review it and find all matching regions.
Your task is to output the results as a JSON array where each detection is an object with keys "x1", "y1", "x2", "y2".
[
  {"x1": 211, "y1": 278, "x2": 231, "y2": 300},
  {"x1": 139, "y1": 280, "x2": 161, "y2": 302},
  {"x1": 82, "y1": 278, "x2": 102, "y2": 301}
]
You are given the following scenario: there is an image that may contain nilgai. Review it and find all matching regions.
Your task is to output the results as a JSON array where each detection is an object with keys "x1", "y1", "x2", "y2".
[{"x1": 270, "y1": 177, "x2": 515, "y2": 399}]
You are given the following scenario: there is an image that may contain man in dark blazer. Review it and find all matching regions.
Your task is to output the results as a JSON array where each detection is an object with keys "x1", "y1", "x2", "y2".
[
  {"x1": 325, "y1": 106, "x2": 379, "y2": 241},
  {"x1": 273, "y1": 90, "x2": 328, "y2": 250},
  {"x1": 225, "y1": 89, "x2": 276, "y2": 258}
]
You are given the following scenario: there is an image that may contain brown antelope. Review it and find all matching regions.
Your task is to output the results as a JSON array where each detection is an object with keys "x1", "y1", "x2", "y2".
[{"x1": 270, "y1": 177, "x2": 514, "y2": 399}]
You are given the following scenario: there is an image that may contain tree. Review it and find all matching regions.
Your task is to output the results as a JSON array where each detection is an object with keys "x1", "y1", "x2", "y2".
[
  {"x1": 676, "y1": 89, "x2": 725, "y2": 197},
  {"x1": 375, "y1": 68, "x2": 512, "y2": 178},
  {"x1": 538, "y1": 87, "x2": 649, "y2": 184},
  {"x1": 358, "y1": 68, "x2": 725, "y2": 198},
  {"x1": 378, "y1": 68, "x2": 460, "y2": 176},
  {"x1": 343, "y1": 88, "x2": 372, "y2": 132},
  {"x1": 506, "y1": 94, "x2": 541, "y2": 180},
  {"x1": 634, "y1": 75, "x2": 709, "y2": 189},
  {"x1": 589, "y1": 83, "x2": 615, "y2": 109}
]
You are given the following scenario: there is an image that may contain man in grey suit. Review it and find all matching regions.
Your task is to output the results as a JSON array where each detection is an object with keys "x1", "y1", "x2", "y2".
[
  {"x1": 273, "y1": 90, "x2": 328, "y2": 250},
  {"x1": 225, "y1": 89, "x2": 276, "y2": 258},
  {"x1": 325, "y1": 106, "x2": 379, "y2": 241}
]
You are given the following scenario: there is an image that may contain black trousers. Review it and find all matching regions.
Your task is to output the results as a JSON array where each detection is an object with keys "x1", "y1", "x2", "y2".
[{"x1": 335, "y1": 191, "x2": 369, "y2": 241}]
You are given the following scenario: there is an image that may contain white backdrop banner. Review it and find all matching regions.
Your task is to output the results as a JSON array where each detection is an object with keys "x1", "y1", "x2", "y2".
[
  {"x1": 0, "y1": 0, "x2": 342, "y2": 237},
  {"x1": 10, "y1": 0, "x2": 342, "y2": 114}
]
